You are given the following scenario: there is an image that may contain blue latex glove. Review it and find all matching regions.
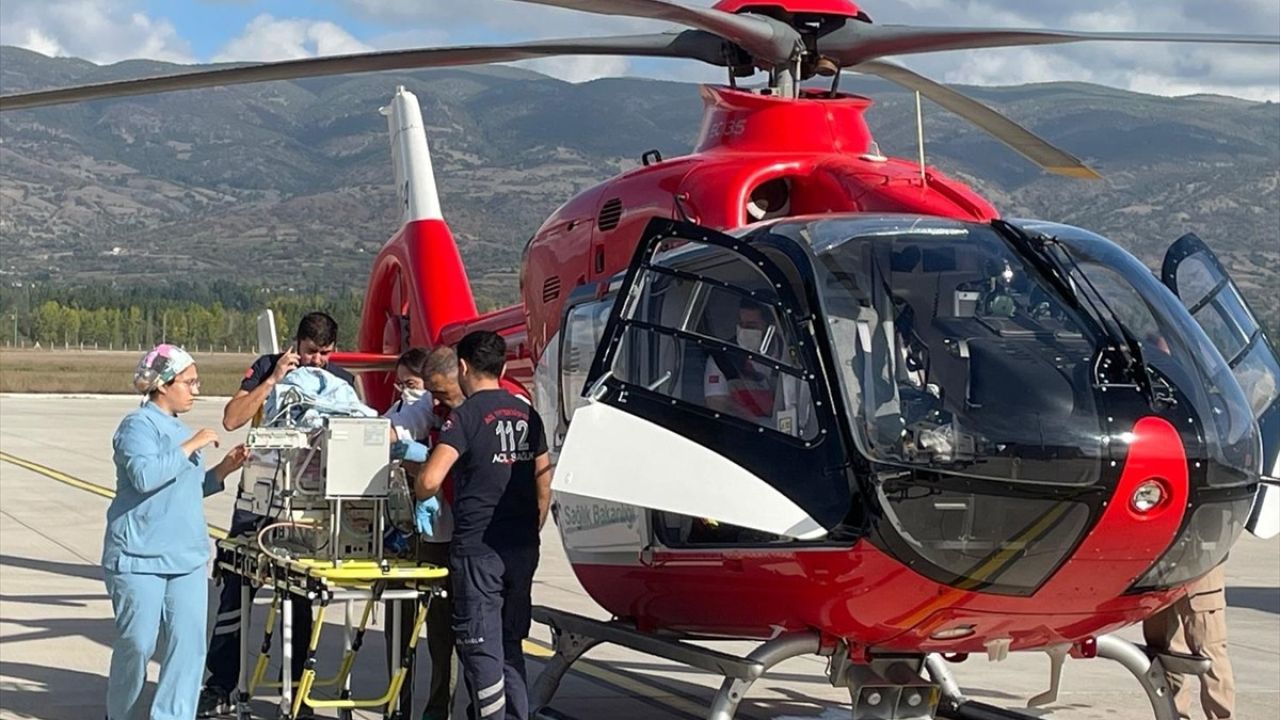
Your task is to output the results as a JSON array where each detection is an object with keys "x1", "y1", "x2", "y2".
[
  {"x1": 415, "y1": 496, "x2": 441, "y2": 537},
  {"x1": 391, "y1": 439, "x2": 429, "y2": 463}
]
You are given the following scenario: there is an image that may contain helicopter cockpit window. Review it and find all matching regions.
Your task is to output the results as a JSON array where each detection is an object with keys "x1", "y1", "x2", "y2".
[
  {"x1": 1013, "y1": 220, "x2": 1262, "y2": 488},
  {"x1": 609, "y1": 241, "x2": 819, "y2": 440},
  {"x1": 797, "y1": 217, "x2": 1105, "y2": 485},
  {"x1": 560, "y1": 296, "x2": 615, "y2": 422},
  {"x1": 1171, "y1": 251, "x2": 1279, "y2": 417}
]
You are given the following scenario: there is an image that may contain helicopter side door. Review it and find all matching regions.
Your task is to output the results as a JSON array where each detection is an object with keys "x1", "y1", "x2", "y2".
[
  {"x1": 553, "y1": 219, "x2": 854, "y2": 540},
  {"x1": 1162, "y1": 233, "x2": 1280, "y2": 537}
]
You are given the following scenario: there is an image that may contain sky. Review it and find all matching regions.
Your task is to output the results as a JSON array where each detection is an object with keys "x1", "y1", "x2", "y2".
[{"x1": 1, "y1": 0, "x2": 1277, "y2": 100}]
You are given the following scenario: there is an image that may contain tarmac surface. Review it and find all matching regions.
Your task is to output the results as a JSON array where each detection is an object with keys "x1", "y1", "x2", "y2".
[{"x1": 0, "y1": 394, "x2": 1277, "y2": 720}]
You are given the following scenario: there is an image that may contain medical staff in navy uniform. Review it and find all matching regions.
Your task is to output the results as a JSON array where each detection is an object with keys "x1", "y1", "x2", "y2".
[
  {"x1": 198, "y1": 311, "x2": 356, "y2": 718},
  {"x1": 415, "y1": 331, "x2": 552, "y2": 720}
]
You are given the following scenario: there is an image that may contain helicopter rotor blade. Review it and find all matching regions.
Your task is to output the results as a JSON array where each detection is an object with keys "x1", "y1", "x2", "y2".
[
  {"x1": 823, "y1": 25, "x2": 1280, "y2": 66},
  {"x1": 512, "y1": 0, "x2": 801, "y2": 65},
  {"x1": 851, "y1": 59, "x2": 1101, "y2": 180},
  {"x1": 0, "y1": 32, "x2": 726, "y2": 112}
]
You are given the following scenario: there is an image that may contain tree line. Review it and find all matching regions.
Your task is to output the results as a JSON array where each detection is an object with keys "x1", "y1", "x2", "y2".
[{"x1": 0, "y1": 282, "x2": 365, "y2": 352}]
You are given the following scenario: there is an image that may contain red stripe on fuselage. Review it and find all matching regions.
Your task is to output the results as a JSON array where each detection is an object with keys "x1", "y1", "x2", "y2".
[{"x1": 569, "y1": 416, "x2": 1188, "y2": 651}]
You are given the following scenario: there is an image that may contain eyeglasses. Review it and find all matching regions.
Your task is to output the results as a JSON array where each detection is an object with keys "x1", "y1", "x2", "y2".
[{"x1": 176, "y1": 378, "x2": 202, "y2": 391}]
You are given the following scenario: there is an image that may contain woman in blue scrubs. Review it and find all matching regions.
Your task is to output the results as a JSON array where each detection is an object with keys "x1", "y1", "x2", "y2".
[{"x1": 104, "y1": 344, "x2": 248, "y2": 720}]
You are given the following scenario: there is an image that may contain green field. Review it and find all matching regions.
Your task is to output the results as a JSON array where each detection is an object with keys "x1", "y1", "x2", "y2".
[{"x1": 0, "y1": 349, "x2": 256, "y2": 395}]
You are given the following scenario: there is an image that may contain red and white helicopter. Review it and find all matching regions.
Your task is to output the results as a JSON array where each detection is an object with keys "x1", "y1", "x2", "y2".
[{"x1": 4, "y1": 2, "x2": 1279, "y2": 718}]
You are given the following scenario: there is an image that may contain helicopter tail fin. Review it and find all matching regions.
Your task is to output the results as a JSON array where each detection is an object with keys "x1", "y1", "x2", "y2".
[
  {"x1": 356, "y1": 87, "x2": 477, "y2": 408},
  {"x1": 383, "y1": 85, "x2": 478, "y2": 336},
  {"x1": 384, "y1": 85, "x2": 444, "y2": 225},
  {"x1": 377, "y1": 86, "x2": 477, "y2": 341}
]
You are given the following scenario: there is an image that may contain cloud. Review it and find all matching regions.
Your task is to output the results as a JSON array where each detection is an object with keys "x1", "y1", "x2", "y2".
[
  {"x1": 344, "y1": 0, "x2": 687, "y2": 38},
  {"x1": 212, "y1": 14, "x2": 374, "y2": 62},
  {"x1": 0, "y1": 0, "x2": 192, "y2": 64},
  {"x1": 334, "y1": 0, "x2": 713, "y2": 82},
  {"x1": 8, "y1": 27, "x2": 62, "y2": 58},
  {"x1": 521, "y1": 55, "x2": 632, "y2": 82}
]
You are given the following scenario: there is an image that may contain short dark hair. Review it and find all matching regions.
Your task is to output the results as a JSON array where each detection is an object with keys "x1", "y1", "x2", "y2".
[
  {"x1": 738, "y1": 296, "x2": 767, "y2": 317},
  {"x1": 296, "y1": 312, "x2": 338, "y2": 347},
  {"x1": 456, "y1": 331, "x2": 506, "y2": 378},
  {"x1": 396, "y1": 347, "x2": 430, "y2": 380},
  {"x1": 425, "y1": 346, "x2": 458, "y2": 379}
]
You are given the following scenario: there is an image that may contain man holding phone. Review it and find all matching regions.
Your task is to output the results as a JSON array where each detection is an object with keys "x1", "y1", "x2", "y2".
[{"x1": 198, "y1": 311, "x2": 356, "y2": 718}]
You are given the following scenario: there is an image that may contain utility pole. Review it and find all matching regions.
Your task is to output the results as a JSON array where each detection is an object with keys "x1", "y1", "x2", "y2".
[{"x1": 9, "y1": 314, "x2": 16, "y2": 348}]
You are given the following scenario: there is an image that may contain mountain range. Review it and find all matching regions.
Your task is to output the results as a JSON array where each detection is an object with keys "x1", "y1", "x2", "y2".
[{"x1": 0, "y1": 46, "x2": 1276, "y2": 331}]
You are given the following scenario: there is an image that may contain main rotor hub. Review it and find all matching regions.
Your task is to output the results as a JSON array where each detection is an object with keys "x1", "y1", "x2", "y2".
[{"x1": 712, "y1": 0, "x2": 870, "y2": 22}]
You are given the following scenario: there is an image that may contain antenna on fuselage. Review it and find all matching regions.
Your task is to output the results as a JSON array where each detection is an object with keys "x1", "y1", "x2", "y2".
[
  {"x1": 380, "y1": 86, "x2": 443, "y2": 226},
  {"x1": 915, "y1": 91, "x2": 927, "y2": 186}
]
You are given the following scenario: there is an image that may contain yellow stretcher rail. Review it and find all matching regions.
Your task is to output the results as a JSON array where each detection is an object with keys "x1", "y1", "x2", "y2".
[
  {"x1": 213, "y1": 535, "x2": 447, "y2": 718},
  {"x1": 250, "y1": 582, "x2": 385, "y2": 694},
  {"x1": 291, "y1": 556, "x2": 448, "y2": 582},
  {"x1": 293, "y1": 598, "x2": 432, "y2": 716}
]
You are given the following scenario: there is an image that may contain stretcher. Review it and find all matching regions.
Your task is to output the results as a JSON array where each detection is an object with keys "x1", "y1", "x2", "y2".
[{"x1": 214, "y1": 535, "x2": 449, "y2": 720}]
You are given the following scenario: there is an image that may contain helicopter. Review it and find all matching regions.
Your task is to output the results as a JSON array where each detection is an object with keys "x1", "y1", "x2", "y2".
[{"x1": 3, "y1": 1, "x2": 1279, "y2": 719}]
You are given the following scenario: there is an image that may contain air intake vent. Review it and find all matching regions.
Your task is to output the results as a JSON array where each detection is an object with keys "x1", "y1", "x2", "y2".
[
  {"x1": 542, "y1": 276, "x2": 562, "y2": 304},
  {"x1": 597, "y1": 198, "x2": 623, "y2": 231}
]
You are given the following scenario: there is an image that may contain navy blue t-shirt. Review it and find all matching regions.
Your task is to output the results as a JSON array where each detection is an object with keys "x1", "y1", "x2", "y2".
[
  {"x1": 438, "y1": 388, "x2": 548, "y2": 556},
  {"x1": 239, "y1": 352, "x2": 356, "y2": 392}
]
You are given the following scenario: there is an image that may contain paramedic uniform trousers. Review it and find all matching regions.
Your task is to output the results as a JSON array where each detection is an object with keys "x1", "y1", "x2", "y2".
[
  {"x1": 451, "y1": 547, "x2": 537, "y2": 720},
  {"x1": 205, "y1": 506, "x2": 313, "y2": 693},
  {"x1": 1143, "y1": 565, "x2": 1235, "y2": 720},
  {"x1": 105, "y1": 568, "x2": 207, "y2": 720}
]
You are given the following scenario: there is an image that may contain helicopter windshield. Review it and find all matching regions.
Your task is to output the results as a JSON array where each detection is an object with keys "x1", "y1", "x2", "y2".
[
  {"x1": 1011, "y1": 220, "x2": 1261, "y2": 488},
  {"x1": 767, "y1": 216, "x2": 1108, "y2": 485},
  {"x1": 755, "y1": 214, "x2": 1263, "y2": 490}
]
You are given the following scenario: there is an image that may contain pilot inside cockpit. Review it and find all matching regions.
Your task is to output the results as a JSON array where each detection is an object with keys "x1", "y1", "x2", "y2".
[
  {"x1": 704, "y1": 298, "x2": 780, "y2": 422},
  {"x1": 701, "y1": 297, "x2": 812, "y2": 437},
  {"x1": 979, "y1": 258, "x2": 1018, "y2": 318}
]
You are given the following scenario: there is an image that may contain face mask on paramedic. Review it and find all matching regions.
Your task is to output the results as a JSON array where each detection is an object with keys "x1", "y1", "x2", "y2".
[
  {"x1": 394, "y1": 367, "x2": 427, "y2": 406},
  {"x1": 736, "y1": 326, "x2": 765, "y2": 353}
]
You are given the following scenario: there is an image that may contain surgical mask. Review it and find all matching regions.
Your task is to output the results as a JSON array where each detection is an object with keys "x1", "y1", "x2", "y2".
[
  {"x1": 736, "y1": 326, "x2": 764, "y2": 353},
  {"x1": 401, "y1": 388, "x2": 427, "y2": 406}
]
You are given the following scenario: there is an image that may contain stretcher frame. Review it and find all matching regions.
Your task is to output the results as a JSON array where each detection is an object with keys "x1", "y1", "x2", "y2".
[{"x1": 215, "y1": 535, "x2": 448, "y2": 720}]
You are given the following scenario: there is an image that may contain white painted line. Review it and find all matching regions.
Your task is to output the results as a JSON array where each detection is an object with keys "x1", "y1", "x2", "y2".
[{"x1": 0, "y1": 393, "x2": 234, "y2": 401}]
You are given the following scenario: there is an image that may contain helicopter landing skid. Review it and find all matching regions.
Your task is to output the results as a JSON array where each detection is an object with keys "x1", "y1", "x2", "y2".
[
  {"x1": 529, "y1": 606, "x2": 822, "y2": 720},
  {"x1": 924, "y1": 635, "x2": 1206, "y2": 720},
  {"x1": 1096, "y1": 634, "x2": 1208, "y2": 720}
]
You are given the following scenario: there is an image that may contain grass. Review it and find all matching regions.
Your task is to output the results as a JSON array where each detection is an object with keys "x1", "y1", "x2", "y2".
[{"x1": 0, "y1": 348, "x2": 256, "y2": 395}]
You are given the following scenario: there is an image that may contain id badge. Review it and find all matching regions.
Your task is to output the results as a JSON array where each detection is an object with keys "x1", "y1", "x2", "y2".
[{"x1": 776, "y1": 408, "x2": 797, "y2": 436}]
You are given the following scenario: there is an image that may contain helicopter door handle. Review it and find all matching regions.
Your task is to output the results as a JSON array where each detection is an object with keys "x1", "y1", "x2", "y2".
[
  {"x1": 645, "y1": 371, "x2": 673, "y2": 392},
  {"x1": 586, "y1": 370, "x2": 614, "y2": 401}
]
